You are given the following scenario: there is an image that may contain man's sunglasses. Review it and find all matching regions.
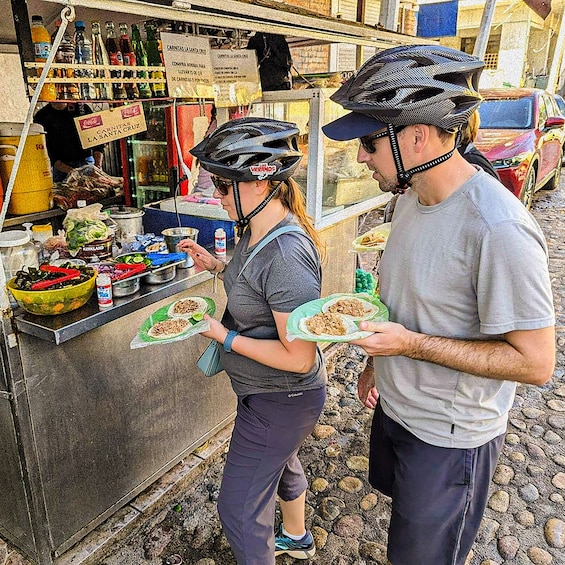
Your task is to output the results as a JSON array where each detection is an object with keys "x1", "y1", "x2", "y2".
[
  {"x1": 211, "y1": 176, "x2": 233, "y2": 196},
  {"x1": 359, "y1": 130, "x2": 388, "y2": 154},
  {"x1": 359, "y1": 126, "x2": 404, "y2": 154}
]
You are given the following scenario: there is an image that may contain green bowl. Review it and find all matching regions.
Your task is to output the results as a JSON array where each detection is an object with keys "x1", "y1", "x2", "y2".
[{"x1": 7, "y1": 274, "x2": 96, "y2": 316}]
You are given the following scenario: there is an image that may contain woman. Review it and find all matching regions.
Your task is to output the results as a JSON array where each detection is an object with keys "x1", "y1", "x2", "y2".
[{"x1": 179, "y1": 117, "x2": 326, "y2": 564}]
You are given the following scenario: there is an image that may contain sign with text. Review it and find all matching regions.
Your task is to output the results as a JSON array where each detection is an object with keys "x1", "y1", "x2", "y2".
[
  {"x1": 211, "y1": 49, "x2": 261, "y2": 107},
  {"x1": 161, "y1": 33, "x2": 214, "y2": 99},
  {"x1": 75, "y1": 103, "x2": 147, "y2": 149}
]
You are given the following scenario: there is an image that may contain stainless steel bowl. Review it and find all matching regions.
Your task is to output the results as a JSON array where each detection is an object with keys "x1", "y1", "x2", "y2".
[
  {"x1": 113, "y1": 277, "x2": 140, "y2": 297},
  {"x1": 145, "y1": 265, "x2": 176, "y2": 284}
]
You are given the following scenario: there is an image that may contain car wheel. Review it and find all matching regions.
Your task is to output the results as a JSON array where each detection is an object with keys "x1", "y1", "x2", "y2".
[
  {"x1": 520, "y1": 167, "x2": 536, "y2": 209},
  {"x1": 545, "y1": 151, "x2": 563, "y2": 191}
]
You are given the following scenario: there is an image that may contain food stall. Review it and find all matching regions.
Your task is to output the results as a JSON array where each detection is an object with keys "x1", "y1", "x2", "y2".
[{"x1": 0, "y1": 1, "x2": 429, "y2": 563}]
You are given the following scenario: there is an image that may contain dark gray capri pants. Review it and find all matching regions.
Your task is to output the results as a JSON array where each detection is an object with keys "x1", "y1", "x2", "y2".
[
  {"x1": 369, "y1": 401, "x2": 504, "y2": 565},
  {"x1": 217, "y1": 387, "x2": 326, "y2": 565}
]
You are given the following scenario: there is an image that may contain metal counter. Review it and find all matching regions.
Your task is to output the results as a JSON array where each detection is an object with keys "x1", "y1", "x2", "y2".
[{"x1": 0, "y1": 267, "x2": 237, "y2": 564}]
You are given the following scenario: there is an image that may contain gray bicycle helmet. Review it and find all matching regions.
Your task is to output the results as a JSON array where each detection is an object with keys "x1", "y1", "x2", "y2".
[
  {"x1": 323, "y1": 45, "x2": 484, "y2": 194},
  {"x1": 324, "y1": 45, "x2": 484, "y2": 140},
  {"x1": 191, "y1": 117, "x2": 302, "y2": 181}
]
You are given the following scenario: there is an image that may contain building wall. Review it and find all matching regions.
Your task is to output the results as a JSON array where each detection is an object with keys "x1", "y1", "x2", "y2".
[{"x1": 0, "y1": 52, "x2": 29, "y2": 122}]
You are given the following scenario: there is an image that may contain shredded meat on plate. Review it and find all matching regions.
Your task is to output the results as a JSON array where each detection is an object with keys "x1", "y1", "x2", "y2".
[
  {"x1": 150, "y1": 318, "x2": 189, "y2": 337},
  {"x1": 327, "y1": 298, "x2": 369, "y2": 317},
  {"x1": 305, "y1": 312, "x2": 347, "y2": 336},
  {"x1": 172, "y1": 299, "x2": 202, "y2": 315}
]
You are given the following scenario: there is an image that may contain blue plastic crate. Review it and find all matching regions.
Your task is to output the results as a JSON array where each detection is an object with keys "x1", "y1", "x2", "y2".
[{"x1": 142, "y1": 204, "x2": 235, "y2": 248}]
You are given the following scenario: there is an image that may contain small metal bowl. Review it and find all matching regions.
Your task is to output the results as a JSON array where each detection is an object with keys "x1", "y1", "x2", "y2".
[
  {"x1": 113, "y1": 277, "x2": 140, "y2": 297},
  {"x1": 144, "y1": 265, "x2": 176, "y2": 284}
]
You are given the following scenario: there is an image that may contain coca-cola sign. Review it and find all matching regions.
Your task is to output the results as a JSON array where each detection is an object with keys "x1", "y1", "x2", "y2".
[
  {"x1": 121, "y1": 105, "x2": 141, "y2": 119},
  {"x1": 78, "y1": 115, "x2": 103, "y2": 130}
]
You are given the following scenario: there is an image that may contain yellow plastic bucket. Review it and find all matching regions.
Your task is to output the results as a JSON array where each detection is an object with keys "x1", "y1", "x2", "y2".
[{"x1": 0, "y1": 122, "x2": 53, "y2": 215}]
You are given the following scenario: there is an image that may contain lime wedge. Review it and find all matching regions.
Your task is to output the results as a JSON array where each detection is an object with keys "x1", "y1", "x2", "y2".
[{"x1": 192, "y1": 312, "x2": 204, "y2": 321}]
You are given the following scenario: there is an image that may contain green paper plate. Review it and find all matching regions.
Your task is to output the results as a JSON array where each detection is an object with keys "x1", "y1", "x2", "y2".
[
  {"x1": 139, "y1": 296, "x2": 216, "y2": 344},
  {"x1": 286, "y1": 293, "x2": 388, "y2": 343}
]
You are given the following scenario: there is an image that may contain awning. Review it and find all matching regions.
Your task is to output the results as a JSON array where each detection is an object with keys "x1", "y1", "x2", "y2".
[{"x1": 39, "y1": 0, "x2": 431, "y2": 49}]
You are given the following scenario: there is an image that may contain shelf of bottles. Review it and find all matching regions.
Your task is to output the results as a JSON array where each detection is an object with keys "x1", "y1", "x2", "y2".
[{"x1": 28, "y1": 16, "x2": 168, "y2": 102}]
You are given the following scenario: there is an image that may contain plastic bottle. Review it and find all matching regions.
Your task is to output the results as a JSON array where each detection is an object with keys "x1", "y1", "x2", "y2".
[
  {"x1": 214, "y1": 228, "x2": 227, "y2": 257},
  {"x1": 131, "y1": 24, "x2": 152, "y2": 99},
  {"x1": 31, "y1": 15, "x2": 57, "y2": 101},
  {"x1": 96, "y1": 273, "x2": 113, "y2": 308},
  {"x1": 73, "y1": 21, "x2": 96, "y2": 100},
  {"x1": 91, "y1": 21, "x2": 113, "y2": 100},
  {"x1": 144, "y1": 21, "x2": 167, "y2": 97},
  {"x1": 118, "y1": 23, "x2": 140, "y2": 99},
  {"x1": 105, "y1": 21, "x2": 127, "y2": 100}
]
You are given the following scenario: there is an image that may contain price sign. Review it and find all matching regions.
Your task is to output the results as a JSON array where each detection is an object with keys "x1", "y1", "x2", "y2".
[
  {"x1": 161, "y1": 33, "x2": 214, "y2": 99},
  {"x1": 211, "y1": 50, "x2": 261, "y2": 107}
]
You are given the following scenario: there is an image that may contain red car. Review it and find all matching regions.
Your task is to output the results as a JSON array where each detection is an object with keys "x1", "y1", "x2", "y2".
[{"x1": 475, "y1": 88, "x2": 565, "y2": 208}]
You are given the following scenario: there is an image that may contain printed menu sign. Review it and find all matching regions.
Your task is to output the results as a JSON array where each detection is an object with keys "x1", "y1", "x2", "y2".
[
  {"x1": 160, "y1": 34, "x2": 261, "y2": 106},
  {"x1": 160, "y1": 33, "x2": 214, "y2": 99},
  {"x1": 211, "y1": 49, "x2": 261, "y2": 107},
  {"x1": 75, "y1": 102, "x2": 147, "y2": 149}
]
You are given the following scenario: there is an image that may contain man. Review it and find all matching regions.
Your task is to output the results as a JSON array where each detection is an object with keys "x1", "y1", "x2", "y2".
[
  {"x1": 34, "y1": 102, "x2": 104, "y2": 182},
  {"x1": 323, "y1": 45, "x2": 555, "y2": 565}
]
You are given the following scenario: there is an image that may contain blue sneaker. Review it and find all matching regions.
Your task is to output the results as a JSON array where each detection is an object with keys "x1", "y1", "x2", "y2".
[{"x1": 274, "y1": 524, "x2": 316, "y2": 559}]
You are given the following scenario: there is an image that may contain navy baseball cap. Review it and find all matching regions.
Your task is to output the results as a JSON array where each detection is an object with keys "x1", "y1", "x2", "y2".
[{"x1": 322, "y1": 111, "x2": 387, "y2": 141}]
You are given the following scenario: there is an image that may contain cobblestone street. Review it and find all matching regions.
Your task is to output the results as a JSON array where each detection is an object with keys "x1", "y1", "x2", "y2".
[{"x1": 2, "y1": 183, "x2": 565, "y2": 565}]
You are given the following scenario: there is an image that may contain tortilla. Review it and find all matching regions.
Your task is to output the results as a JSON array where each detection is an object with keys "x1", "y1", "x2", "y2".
[
  {"x1": 353, "y1": 222, "x2": 391, "y2": 251},
  {"x1": 298, "y1": 312, "x2": 359, "y2": 339},
  {"x1": 147, "y1": 318, "x2": 190, "y2": 339},
  {"x1": 167, "y1": 297, "x2": 208, "y2": 318},
  {"x1": 321, "y1": 296, "x2": 379, "y2": 321}
]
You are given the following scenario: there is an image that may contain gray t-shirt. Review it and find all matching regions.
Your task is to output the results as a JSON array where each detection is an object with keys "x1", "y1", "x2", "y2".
[
  {"x1": 377, "y1": 170, "x2": 554, "y2": 448},
  {"x1": 221, "y1": 214, "x2": 327, "y2": 396}
]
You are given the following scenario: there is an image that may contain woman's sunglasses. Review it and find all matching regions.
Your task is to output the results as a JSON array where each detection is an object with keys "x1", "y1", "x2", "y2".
[{"x1": 211, "y1": 176, "x2": 233, "y2": 196}]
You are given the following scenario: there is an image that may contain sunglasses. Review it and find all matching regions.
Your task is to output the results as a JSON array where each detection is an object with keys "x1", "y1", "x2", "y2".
[
  {"x1": 359, "y1": 129, "x2": 388, "y2": 154},
  {"x1": 359, "y1": 126, "x2": 405, "y2": 154},
  {"x1": 211, "y1": 176, "x2": 233, "y2": 196}
]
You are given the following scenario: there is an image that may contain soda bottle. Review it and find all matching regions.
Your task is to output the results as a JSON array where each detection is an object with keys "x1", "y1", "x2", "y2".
[
  {"x1": 144, "y1": 21, "x2": 167, "y2": 98},
  {"x1": 119, "y1": 23, "x2": 140, "y2": 99},
  {"x1": 31, "y1": 15, "x2": 57, "y2": 101},
  {"x1": 105, "y1": 21, "x2": 127, "y2": 100},
  {"x1": 131, "y1": 24, "x2": 152, "y2": 99},
  {"x1": 73, "y1": 21, "x2": 96, "y2": 100},
  {"x1": 91, "y1": 21, "x2": 112, "y2": 100}
]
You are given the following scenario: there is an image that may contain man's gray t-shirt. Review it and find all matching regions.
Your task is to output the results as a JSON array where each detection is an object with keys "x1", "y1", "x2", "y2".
[
  {"x1": 377, "y1": 170, "x2": 554, "y2": 448},
  {"x1": 221, "y1": 214, "x2": 327, "y2": 396}
]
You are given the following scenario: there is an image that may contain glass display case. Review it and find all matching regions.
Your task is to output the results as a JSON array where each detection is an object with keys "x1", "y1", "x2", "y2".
[{"x1": 243, "y1": 89, "x2": 389, "y2": 229}]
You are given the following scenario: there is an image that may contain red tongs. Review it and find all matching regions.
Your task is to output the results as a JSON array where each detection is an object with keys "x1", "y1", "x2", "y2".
[{"x1": 31, "y1": 265, "x2": 82, "y2": 290}]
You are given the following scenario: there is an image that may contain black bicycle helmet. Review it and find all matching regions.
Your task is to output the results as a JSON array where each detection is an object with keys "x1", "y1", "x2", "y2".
[
  {"x1": 330, "y1": 44, "x2": 484, "y2": 132},
  {"x1": 190, "y1": 117, "x2": 302, "y2": 182}
]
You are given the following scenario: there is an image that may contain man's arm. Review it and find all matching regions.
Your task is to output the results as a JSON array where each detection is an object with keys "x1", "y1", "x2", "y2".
[{"x1": 353, "y1": 321, "x2": 555, "y2": 386}]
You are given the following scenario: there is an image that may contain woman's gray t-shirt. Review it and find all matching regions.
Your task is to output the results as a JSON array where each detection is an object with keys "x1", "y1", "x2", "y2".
[{"x1": 220, "y1": 215, "x2": 327, "y2": 396}]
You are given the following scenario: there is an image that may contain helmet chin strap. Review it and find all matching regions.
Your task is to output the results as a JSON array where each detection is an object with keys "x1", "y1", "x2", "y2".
[
  {"x1": 387, "y1": 124, "x2": 462, "y2": 194},
  {"x1": 233, "y1": 180, "x2": 283, "y2": 237}
]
